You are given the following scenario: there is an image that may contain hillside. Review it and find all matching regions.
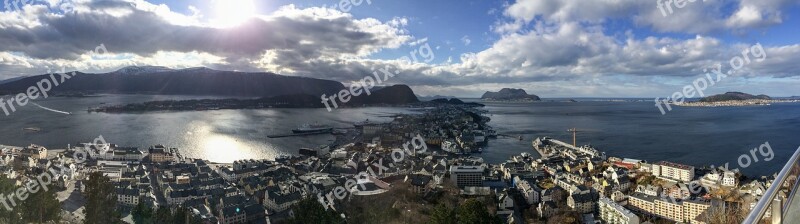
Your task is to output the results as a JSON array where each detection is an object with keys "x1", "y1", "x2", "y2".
[
  {"x1": 0, "y1": 66, "x2": 345, "y2": 97},
  {"x1": 481, "y1": 88, "x2": 541, "y2": 101},
  {"x1": 699, "y1": 92, "x2": 771, "y2": 102}
]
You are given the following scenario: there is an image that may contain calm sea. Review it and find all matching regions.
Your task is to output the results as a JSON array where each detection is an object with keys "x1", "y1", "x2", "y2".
[{"x1": 1, "y1": 95, "x2": 798, "y2": 177}]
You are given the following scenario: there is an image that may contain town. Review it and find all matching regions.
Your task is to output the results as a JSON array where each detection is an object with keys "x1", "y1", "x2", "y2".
[{"x1": 0, "y1": 104, "x2": 783, "y2": 224}]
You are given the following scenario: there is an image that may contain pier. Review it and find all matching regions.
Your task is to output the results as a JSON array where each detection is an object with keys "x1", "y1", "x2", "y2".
[{"x1": 267, "y1": 130, "x2": 331, "y2": 138}]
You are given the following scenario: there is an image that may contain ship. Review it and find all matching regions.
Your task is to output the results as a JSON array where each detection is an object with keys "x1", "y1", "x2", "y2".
[
  {"x1": 353, "y1": 119, "x2": 377, "y2": 128},
  {"x1": 292, "y1": 123, "x2": 333, "y2": 134}
]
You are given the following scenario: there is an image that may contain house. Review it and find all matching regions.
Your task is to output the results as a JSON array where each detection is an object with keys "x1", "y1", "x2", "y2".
[
  {"x1": 404, "y1": 174, "x2": 432, "y2": 193},
  {"x1": 19, "y1": 144, "x2": 47, "y2": 159},
  {"x1": 264, "y1": 191, "x2": 301, "y2": 212},
  {"x1": 721, "y1": 171, "x2": 737, "y2": 187},
  {"x1": 497, "y1": 191, "x2": 515, "y2": 215},
  {"x1": 514, "y1": 176, "x2": 540, "y2": 205},
  {"x1": 219, "y1": 206, "x2": 246, "y2": 224},
  {"x1": 117, "y1": 187, "x2": 140, "y2": 206},
  {"x1": 566, "y1": 186, "x2": 596, "y2": 214}
]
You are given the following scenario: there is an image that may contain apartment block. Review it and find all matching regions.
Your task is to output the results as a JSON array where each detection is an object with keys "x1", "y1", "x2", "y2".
[
  {"x1": 599, "y1": 197, "x2": 639, "y2": 224},
  {"x1": 652, "y1": 161, "x2": 695, "y2": 182}
]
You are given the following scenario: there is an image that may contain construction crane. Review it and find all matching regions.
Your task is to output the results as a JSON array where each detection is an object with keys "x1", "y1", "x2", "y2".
[{"x1": 567, "y1": 128, "x2": 581, "y2": 147}]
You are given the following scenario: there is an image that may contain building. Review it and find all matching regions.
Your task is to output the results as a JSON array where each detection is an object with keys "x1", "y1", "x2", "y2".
[
  {"x1": 628, "y1": 193, "x2": 656, "y2": 216},
  {"x1": 628, "y1": 193, "x2": 711, "y2": 224},
  {"x1": 654, "y1": 198, "x2": 684, "y2": 222},
  {"x1": 598, "y1": 197, "x2": 639, "y2": 224},
  {"x1": 117, "y1": 188, "x2": 140, "y2": 206},
  {"x1": 149, "y1": 145, "x2": 176, "y2": 163},
  {"x1": 682, "y1": 199, "x2": 711, "y2": 224},
  {"x1": 113, "y1": 147, "x2": 145, "y2": 161},
  {"x1": 19, "y1": 144, "x2": 47, "y2": 159},
  {"x1": 514, "y1": 176, "x2": 540, "y2": 205},
  {"x1": 449, "y1": 165, "x2": 484, "y2": 188},
  {"x1": 722, "y1": 171, "x2": 737, "y2": 187},
  {"x1": 652, "y1": 161, "x2": 695, "y2": 182},
  {"x1": 567, "y1": 186, "x2": 596, "y2": 214},
  {"x1": 264, "y1": 191, "x2": 301, "y2": 212}
]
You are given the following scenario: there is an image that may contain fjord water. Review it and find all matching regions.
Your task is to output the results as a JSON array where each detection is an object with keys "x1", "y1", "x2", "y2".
[
  {"x1": 1, "y1": 95, "x2": 798, "y2": 177},
  {"x1": 478, "y1": 99, "x2": 800, "y2": 177}
]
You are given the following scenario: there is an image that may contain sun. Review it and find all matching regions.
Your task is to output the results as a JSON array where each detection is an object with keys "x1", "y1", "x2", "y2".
[{"x1": 213, "y1": 0, "x2": 256, "y2": 27}]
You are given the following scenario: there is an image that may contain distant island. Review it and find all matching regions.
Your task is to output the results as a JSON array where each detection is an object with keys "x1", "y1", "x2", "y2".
[
  {"x1": 481, "y1": 88, "x2": 541, "y2": 102},
  {"x1": 699, "y1": 92, "x2": 770, "y2": 102},
  {"x1": 677, "y1": 92, "x2": 800, "y2": 107}
]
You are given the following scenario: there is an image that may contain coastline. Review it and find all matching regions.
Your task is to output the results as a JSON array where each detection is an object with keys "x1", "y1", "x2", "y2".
[{"x1": 674, "y1": 99, "x2": 800, "y2": 107}]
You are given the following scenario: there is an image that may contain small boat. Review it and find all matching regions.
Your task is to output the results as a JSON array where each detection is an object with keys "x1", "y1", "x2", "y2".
[
  {"x1": 292, "y1": 123, "x2": 333, "y2": 134},
  {"x1": 23, "y1": 127, "x2": 41, "y2": 132}
]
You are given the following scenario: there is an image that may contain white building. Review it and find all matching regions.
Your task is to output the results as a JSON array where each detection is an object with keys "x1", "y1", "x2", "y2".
[
  {"x1": 449, "y1": 166, "x2": 484, "y2": 188},
  {"x1": 652, "y1": 161, "x2": 695, "y2": 182},
  {"x1": 722, "y1": 171, "x2": 737, "y2": 187},
  {"x1": 514, "y1": 176, "x2": 540, "y2": 205},
  {"x1": 599, "y1": 197, "x2": 639, "y2": 224}
]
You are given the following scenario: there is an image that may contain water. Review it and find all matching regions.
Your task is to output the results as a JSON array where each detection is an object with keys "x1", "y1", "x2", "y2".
[
  {"x1": 1, "y1": 95, "x2": 798, "y2": 177},
  {"x1": 478, "y1": 99, "x2": 800, "y2": 177},
  {"x1": 0, "y1": 95, "x2": 412, "y2": 163}
]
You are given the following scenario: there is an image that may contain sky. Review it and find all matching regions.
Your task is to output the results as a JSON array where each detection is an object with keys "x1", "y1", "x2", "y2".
[{"x1": 1, "y1": 0, "x2": 799, "y2": 98}]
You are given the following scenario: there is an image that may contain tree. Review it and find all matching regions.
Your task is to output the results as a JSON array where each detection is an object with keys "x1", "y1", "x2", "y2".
[
  {"x1": 703, "y1": 202, "x2": 746, "y2": 224},
  {"x1": 20, "y1": 185, "x2": 62, "y2": 223},
  {"x1": 0, "y1": 176, "x2": 23, "y2": 224},
  {"x1": 172, "y1": 206, "x2": 189, "y2": 224},
  {"x1": 428, "y1": 203, "x2": 456, "y2": 224},
  {"x1": 132, "y1": 201, "x2": 154, "y2": 224},
  {"x1": 456, "y1": 199, "x2": 502, "y2": 224},
  {"x1": 154, "y1": 206, "x2": 173, "y2": 224},
  {"x1": 285, "y1": 197, "x2": 344, "y2": 224},
  {"x1": 83, "y1": 172, "x2": 122, "y2": 224}
]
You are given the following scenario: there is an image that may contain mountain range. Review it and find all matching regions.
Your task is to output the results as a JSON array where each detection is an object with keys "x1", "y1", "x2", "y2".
[{"x1": 0, "y1": 66, "x2": 344, "y2": 97}]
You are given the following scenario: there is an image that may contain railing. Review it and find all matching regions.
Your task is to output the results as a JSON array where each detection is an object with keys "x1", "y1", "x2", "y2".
[{"x1": 743, "y1": 146, "x2": 800, "y2": 224}]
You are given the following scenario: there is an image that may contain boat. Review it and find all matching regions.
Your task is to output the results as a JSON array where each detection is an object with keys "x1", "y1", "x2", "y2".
[
  {"x1": 353, "y1": 119, "x2": 377, "y2": 127},
  {"x1": 292, "y1": 123, "x2": 333, "y2": 134},
  {"x1": 23, "y1": 127, "x2": 41, "y2": 132}
]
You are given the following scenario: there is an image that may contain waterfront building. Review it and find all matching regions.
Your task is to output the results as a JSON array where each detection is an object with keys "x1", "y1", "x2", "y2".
[
  {"x1": 149, "y1": 145, "x2": 176, "y2": 163},
  {"x1": 722, "y1": 171, "x2": 737, "y2": 187},
  {"x1": 19, "y1": 144, "x2": 47, "y2": 159},
  {"x1": 652, "y1": 161, "x2": 695, "y2": 182}
]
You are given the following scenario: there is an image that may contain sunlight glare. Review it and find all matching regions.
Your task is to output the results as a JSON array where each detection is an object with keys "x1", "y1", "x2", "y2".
[{"x1": 214, "y1": 0, "x2": 256, "y2": 27}]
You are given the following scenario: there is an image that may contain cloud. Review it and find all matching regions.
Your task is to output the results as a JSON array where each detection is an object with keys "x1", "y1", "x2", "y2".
[
  {"x1": 0, "y1": 1, "x2": 411, "y2": 74},
  {"x1": 499, "y1": 0, "x2": 797, "y2": 34},
  {"x1": 1, "y1": 0, "x2": 799, "y2": 97},
  {"x1": 461, "y1": 35, "x2": 471, "y2": 46}
]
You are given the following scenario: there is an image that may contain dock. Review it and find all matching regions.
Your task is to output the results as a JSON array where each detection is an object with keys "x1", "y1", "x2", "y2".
[{"x1": 268, "y1": 131, "x2": 331, "y2": 138}]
